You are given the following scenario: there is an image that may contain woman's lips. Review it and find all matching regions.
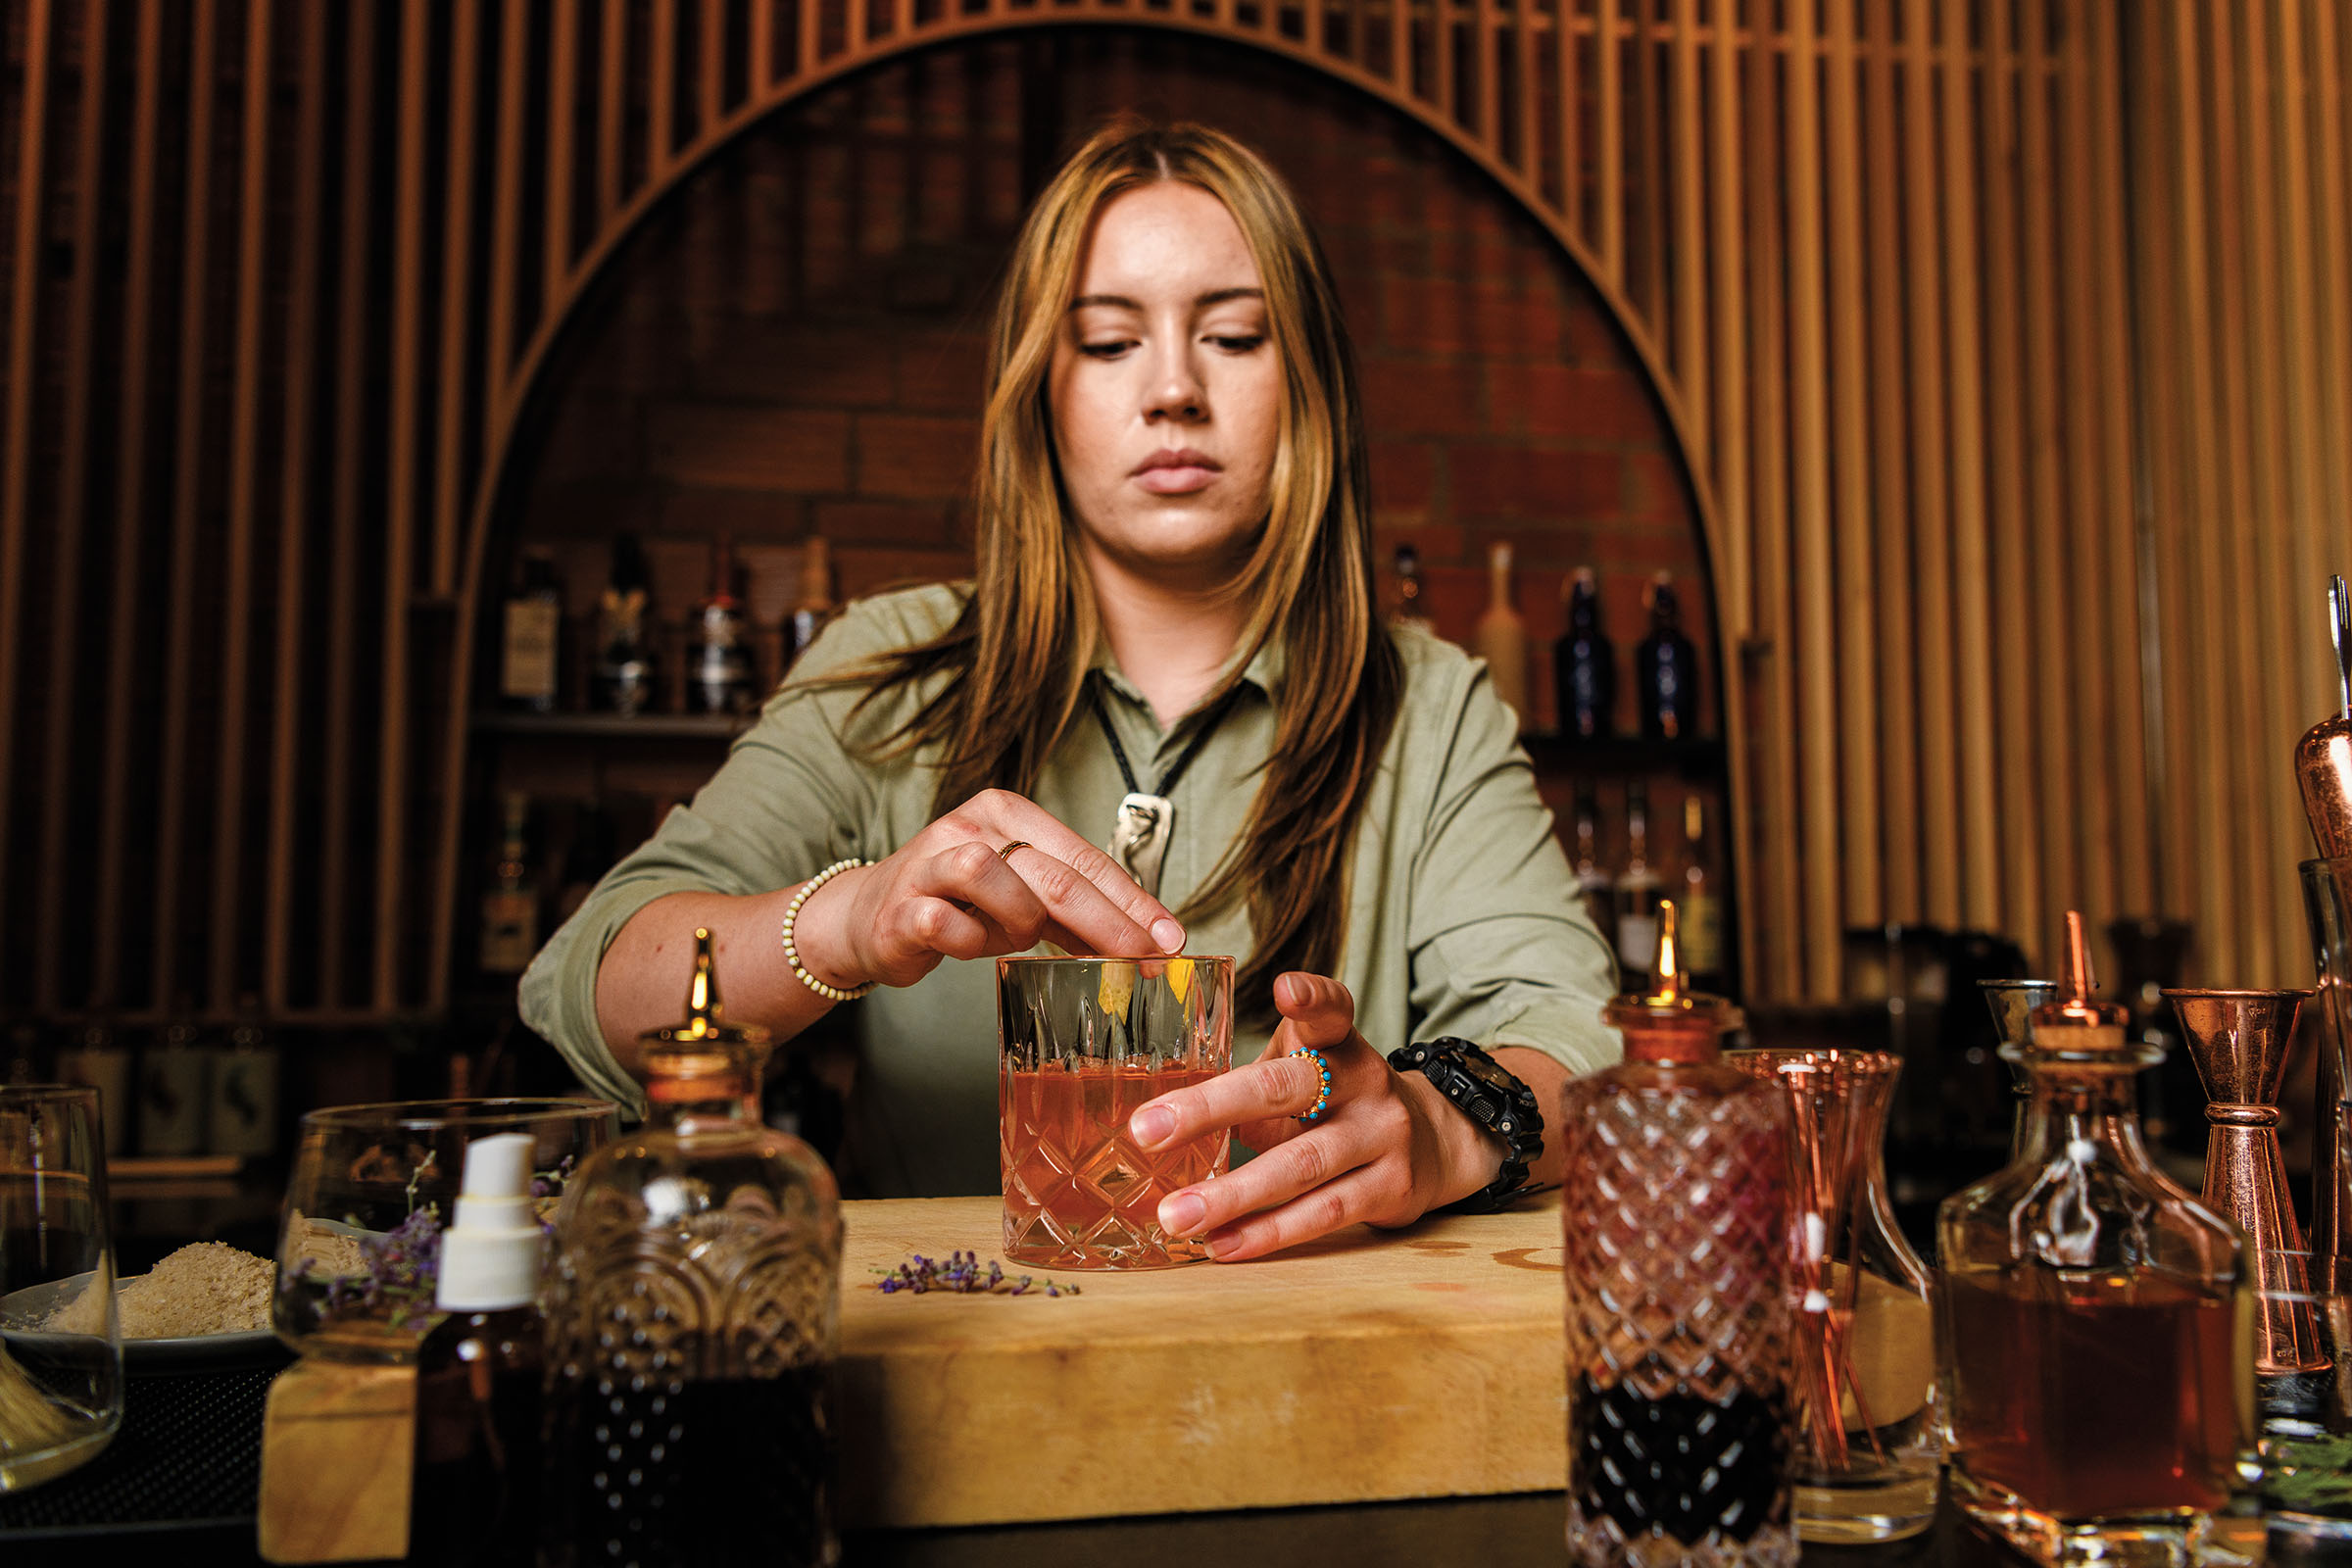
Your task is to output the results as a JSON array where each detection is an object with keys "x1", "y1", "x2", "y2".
[
  {"x1": 1133, "y1": 465, "x2": 1220, "y2": 495},
  {"x1": 1132, "y1": 449, "x2": 1221, "y2": 495}
]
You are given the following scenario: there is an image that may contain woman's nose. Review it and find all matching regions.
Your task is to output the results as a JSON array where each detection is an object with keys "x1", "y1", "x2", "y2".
[{"x1": 1143, "y1": 345, "x2": 1205, "y2": 422}]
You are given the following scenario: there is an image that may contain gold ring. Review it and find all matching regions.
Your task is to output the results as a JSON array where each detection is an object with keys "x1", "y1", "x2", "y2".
[{"x1": 997, "y1": 840, "x2": 1032, "y2": 863}]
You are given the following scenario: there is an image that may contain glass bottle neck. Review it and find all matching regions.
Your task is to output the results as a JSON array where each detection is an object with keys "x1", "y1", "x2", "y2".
[
  {"x1": 644, "y1": 1071, "x2": 759, "y2": 1128},
  {"x1": 2011, "y1": 1066, "x2": 2153, "y2": 1166}
]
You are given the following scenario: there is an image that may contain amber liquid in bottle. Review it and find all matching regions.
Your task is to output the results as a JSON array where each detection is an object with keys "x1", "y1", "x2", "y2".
[
  {"x1": 1935, "y1": 912, "x2": 2245, "y2": 1567},
  {"x1": 409, "y1": 1306, "x2": 545, "y2": 1568}
]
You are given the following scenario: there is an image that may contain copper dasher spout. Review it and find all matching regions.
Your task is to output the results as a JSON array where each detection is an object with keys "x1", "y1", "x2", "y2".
[{"x1": 2165, "y1": 987, "x2": 2326, "y2": 1377}]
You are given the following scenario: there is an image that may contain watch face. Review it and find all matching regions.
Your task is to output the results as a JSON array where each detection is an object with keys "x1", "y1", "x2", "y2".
[{"x1": 1456, "y1": 1052, "x2": 1518, "y2": 1097}]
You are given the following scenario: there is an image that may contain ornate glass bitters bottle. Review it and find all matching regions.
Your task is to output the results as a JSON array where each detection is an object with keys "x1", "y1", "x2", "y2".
[
  {"x1": 1936, "y1": 912, "x2": 2247, "y2": 1568},
  {"x1": 543, "y1": 930, "x2": 843, "y2": 1568},
  {"x1": 1561, "y1": 902, "x2": 1797, "y2": 1568}
]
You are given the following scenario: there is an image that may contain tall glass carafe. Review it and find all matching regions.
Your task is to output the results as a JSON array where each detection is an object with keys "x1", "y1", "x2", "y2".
[
  {"x1": 1936, "y1": 912, "x2": 2247, "y2": 1568},
  {"x1": 542, "y1": 930, "x2": 842, "y2": 1568},
  {"x1": 1561, "y1": 902, "x2": 1796, "y2": 1568}
]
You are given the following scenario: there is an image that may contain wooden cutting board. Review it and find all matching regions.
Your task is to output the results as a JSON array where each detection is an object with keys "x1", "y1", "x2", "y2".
[
  {"x1": 837, "y1": 1193, "x2": 1568, "y2": 1528},
  {"x1": 256, "y1": 1193, "x2": 1568, "y2": 1556}
]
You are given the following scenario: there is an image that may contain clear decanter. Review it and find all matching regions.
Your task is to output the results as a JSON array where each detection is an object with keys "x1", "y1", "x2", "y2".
[
  {"x1": 542, "y1": 929, "x2": 843, "y2": 1568},
  {"x1": 1936, "y1": 912, "x2": 2248, "y2": 1568},
  {"x1": 1560, "y1": 902, "x2": 1797, "y2": 1567}
]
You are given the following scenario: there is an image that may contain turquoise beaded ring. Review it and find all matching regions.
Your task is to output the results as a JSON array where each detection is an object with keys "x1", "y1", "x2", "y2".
[{"x1": 1296, "y1": 1048, "x2": 1334, "y2": 1124}]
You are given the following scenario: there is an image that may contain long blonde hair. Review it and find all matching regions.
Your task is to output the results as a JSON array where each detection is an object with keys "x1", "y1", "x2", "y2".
[{"x1": 850, "y1": 117, "x2": 1401, "y2": 1021}]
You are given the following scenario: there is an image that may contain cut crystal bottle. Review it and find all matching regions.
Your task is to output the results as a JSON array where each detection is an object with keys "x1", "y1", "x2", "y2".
[
  {"x1": 1561, "y1": 901, "x2": 1797, "y2": 1568},
  {"x1": 542, "y1": 929, "x2": 842, "y2": 1568},
  {"x1": 1936, "y1": 911, "x2": 2248, "y2": 1568}
]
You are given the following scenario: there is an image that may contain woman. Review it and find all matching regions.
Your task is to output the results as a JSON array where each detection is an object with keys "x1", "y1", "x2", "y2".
[{"x1": 521, "y1": 118, "x2": 1620, "y2": 1261}]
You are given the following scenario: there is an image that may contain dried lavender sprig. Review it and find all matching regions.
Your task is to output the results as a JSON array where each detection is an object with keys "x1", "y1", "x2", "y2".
[{"x1": 871, "y1": 1250, "x2": 1081, "y2": 1298}]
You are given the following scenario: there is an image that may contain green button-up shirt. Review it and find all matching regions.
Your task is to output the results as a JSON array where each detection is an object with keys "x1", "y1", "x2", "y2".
[{"x1": 520, "y1": 582, "x2": 1622, "y2": 1197}]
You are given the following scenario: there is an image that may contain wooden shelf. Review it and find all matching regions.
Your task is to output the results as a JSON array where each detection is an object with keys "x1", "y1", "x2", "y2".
[
  {"x1": 469, "y1": 710, "x2": 748, "y2": 740},
  {"x1": 1520, "y1": 733, "x2": 1725, "y2": 776}
]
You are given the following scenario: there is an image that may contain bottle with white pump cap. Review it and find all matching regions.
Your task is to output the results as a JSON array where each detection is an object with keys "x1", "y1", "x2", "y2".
[{"x1": 407, "y1": 1130, "x2": 548, "y2": 1568}]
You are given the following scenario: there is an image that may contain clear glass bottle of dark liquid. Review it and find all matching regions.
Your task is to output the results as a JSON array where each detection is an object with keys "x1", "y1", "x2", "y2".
[
  {"x1": 542, "y1": 930, "x2": 841, "y2": 1568},
  {"x1": 1936, "y1": 912, "x2": 2246, "y2": 1567},
  {"x1": 409, "y1": 1132, "x2": 546, "y2": 1568},
  {"x1": 1560, "y1": 903, "x2": 1796, "y2": 1566},
  {"x1": 1555, "y1": 566, "x2": 1617, "y2": 741},
  {"x1": 592, "y1": 531, "x2": 658, "y2": 715},
  {"x1": 1636, "y1": 570, "x2": 1702, "y2": 741}
]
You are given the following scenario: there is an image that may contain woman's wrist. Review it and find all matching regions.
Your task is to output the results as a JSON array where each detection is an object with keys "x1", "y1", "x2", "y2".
[
  {"x1": 1397, "y1": 1069, "x2": 1507, "y2": 1209},
  {"x1": 785, "y1": 864, "x2": 873, "y2": 994}
]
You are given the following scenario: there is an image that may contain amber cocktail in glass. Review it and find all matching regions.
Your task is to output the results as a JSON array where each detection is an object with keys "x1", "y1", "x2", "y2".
[{"x1": 998, "y1": 955, "x2": 1234, "y2": 1270}]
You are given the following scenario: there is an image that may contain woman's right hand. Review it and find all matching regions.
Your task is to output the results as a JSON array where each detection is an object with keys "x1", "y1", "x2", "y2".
[{"x1": 786, "y1": 789, "x2": 1187, "y2": 992}]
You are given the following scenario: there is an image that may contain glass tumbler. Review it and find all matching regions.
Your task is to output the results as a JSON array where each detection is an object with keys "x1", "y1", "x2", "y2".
[
  {"x1": 1728, "y1": 1049, "x2": 1939, "y2": 1544},
  {"x1": 2249, "y1": 1254, "x2": 2352, "y2": 1562},
  {"x1": 999, "y1": 955, "x2": 1234, "y2": 1269},
  {"x1": 0, "y1": 1085, "x2": 122, "y2": 1490},
  {"x1": 274, "y1": 1097, "x2": 616, "y2": 1362}
]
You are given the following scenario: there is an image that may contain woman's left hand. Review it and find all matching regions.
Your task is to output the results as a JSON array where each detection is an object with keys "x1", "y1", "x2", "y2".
[{"x1": 1125, "y1": 972, "x2": 1506, "y2": 1262}]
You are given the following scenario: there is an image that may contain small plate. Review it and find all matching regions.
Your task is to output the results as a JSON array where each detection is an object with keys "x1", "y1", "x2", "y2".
[{"x1": 0, "y1": 1270, "x2": 291, "y2": 1375}]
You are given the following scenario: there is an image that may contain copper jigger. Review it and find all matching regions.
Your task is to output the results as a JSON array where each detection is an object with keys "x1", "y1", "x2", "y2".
[
  {"x1": 1981, "y1": 979, "x2": 2059, "y2": 1157},
  {"x1": 2165, "y1": 987, "x2": 2328, "y2": 1376}
]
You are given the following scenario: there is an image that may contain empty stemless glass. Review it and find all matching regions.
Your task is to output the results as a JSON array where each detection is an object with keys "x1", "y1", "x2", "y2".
[
  {"x1": 999, "y1": 955, "x2": 1234, "y2": 1269},
  {"x1": 274, "y1": 1098, "x2": 616, "y2": 1362},
  {"x1": 0, "y1": 1085, "x2": 122, "y2": 1490}
]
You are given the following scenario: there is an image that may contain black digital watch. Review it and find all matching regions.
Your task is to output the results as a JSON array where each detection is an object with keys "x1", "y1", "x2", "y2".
[{"x1": 1386, "y1": 1036, "x2": 1544, "y2": 1213}]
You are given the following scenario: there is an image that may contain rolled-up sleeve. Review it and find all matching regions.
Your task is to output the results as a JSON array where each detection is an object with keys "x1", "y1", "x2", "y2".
[
  {"x1": 1401, "y1": 657, "x2": 1623, "y2": 1077},
  {"x1": 517, "y1": 598, "x2": 923, "y2": 1111}
]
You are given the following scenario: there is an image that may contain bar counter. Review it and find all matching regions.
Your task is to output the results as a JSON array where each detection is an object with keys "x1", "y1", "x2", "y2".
[{"x1": 0, "y1": 1193, "x2": 2067, "y2": 1567}]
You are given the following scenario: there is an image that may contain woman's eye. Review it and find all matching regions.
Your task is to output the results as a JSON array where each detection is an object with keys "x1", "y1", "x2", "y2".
[
  {"x1": 1079, "y1": 340, "x2": 1136, "y2": 360},
  {"x1": 1208, "y1": 334, "x2": 1265, "y2": 353}
]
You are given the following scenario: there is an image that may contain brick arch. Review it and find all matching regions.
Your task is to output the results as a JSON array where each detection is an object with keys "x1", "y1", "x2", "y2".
[{"x1": 436, "y1": 13, "x2": 1736, "y2": 989}]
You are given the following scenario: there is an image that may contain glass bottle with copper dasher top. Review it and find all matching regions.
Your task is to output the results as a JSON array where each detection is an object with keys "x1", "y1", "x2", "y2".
[
  {"x1": 541, "y1": 930, "x2": 841, "y2": 1568},
  {"x1": 1561, "y1": 901, "x2": 1797, "y2": 1568},
  {"x1": 1936, "y1": 911, "x2": 2248, "y2": 1568}
]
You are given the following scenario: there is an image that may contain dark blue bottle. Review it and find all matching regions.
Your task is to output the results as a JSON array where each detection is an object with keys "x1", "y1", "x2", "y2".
[
  {"x1": 1554, "y1": 567, "x2": 1617, "y2": 740},
  {"x1": 1636, "y1": 571, "x2": 1702, "y2": 741}
]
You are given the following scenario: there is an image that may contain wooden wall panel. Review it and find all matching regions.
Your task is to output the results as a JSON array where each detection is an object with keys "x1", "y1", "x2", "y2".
[{"x1": 4, "y1": 0, "x2": 2349, "y2": 1023}]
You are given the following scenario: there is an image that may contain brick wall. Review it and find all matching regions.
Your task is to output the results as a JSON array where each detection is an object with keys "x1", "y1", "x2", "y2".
[{"x1": 507, "y1": 28, "x2": 1716, "y2": 868}]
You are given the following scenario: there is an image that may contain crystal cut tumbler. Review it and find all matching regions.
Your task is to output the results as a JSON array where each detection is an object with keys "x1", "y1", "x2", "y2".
[{"x1": 999, "y1": 955, "x2": 1233, "y2": 1270}]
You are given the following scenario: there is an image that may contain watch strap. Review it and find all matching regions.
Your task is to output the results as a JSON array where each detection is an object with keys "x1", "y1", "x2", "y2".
[{"x1": 1387, "y1": 1037, "x2": 1544, "y2": 1213}]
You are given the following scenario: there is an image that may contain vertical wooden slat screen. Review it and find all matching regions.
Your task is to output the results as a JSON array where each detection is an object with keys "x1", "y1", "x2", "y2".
[{"x1": 6, "y1": 0, "x2": 2352, "y2": 1027}]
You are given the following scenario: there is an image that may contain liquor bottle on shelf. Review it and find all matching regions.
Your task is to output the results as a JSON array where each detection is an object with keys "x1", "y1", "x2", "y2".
[
  {"x1": 480, "y1": 794, "x2": 539, "y2": 976},
  {"x1": 688, "y1": 536, "x2": 757, "y2": 715},
  {"x1": 54, "y1": 1020, "x2": 130, "y2": 1155},
  {"x1": 1560, "y1": 903, "x2": 1794, "y2": 1565},
  {"x1": 1474, "y1": 541, "x2": 1530, "y2": 728},
  {"x1": 1936, "y1": 912, "x2": 2245, "y2": 1566},
  {"x1": 208, "y1": 996, "x2": 279, "y2": 1158},
  {"x1": 499, "y1": 550, "x2": 564, "y2": 714},
  {"x1": 1553, "y1": 567, "x2": 1617, "y2": 741},
  {"x1": 1612, "y1": 781, "x2": 1664, "y2": 980},
  {"x1": 138, "y1": 1001, "x2": 212, "y2": 1156},
  {"x1": 1635, "y1": 569, "x2": 1702, "y2": 741},
  {"x1": 1392, "y1": 544, "x2": 1434, "y2": 633},
  {"x1": 591, "y1": 532, "x2": 658, "y2": 716},
  {"x1": 785, "y1": 535, "x2": 837, "y2": 671},
  {"x1": 555, "y1": 800, "x2": 615, "y2": 926},
  {"x1": 1569, "y1": 780, "x2": 1616, "y2": 956},
  {"x1": 1677, "y1": 794, "x2": 1725, "y2": 992}
]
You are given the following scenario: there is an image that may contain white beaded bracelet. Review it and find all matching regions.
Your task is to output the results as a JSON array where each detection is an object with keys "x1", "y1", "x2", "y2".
[{"x1": 781, "y1": 858, "x2": 877, "y2": 1003}]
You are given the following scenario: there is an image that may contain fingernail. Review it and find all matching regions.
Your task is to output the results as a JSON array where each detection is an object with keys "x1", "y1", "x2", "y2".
[
  {"x1": 1131, "y1": 1105, "x2": 1176, "y2": 1147},
  {"x1": 1152, "y1": 917, "x2": 1186, "y2": 954},
  {"x1": 1204, "y1": 1229, "x2": 1238, "y2": 1261},
  {"x1": 1159, "y1": 1192, "x2": 1206, "y2": 1235}
]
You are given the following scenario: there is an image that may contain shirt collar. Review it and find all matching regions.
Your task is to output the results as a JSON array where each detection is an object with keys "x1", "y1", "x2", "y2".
[{"x1": 1089, "y1": 633, "x2": 1284, "y2": 725}]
